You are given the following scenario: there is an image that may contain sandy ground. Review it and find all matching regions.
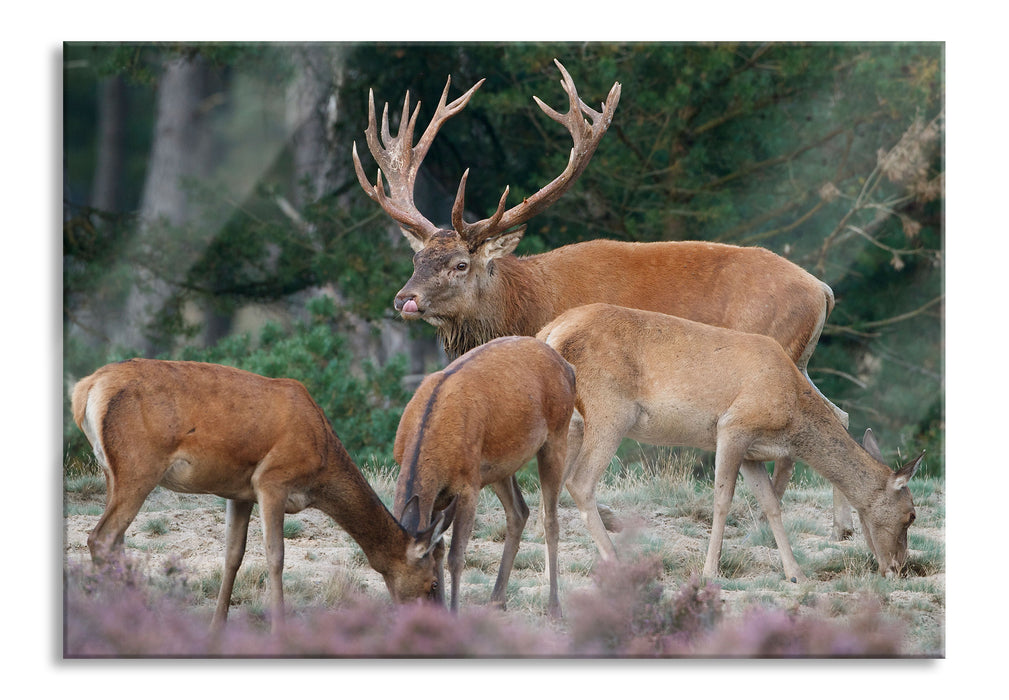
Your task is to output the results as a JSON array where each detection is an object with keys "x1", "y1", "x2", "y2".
[{"x1": 63, "y1": 477, "x2": 945, "y2": 654}]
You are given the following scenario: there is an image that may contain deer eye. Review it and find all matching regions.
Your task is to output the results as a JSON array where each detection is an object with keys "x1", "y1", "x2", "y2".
[{"x1": 454, "y1": 261, "x2": 468, "y2": 271}]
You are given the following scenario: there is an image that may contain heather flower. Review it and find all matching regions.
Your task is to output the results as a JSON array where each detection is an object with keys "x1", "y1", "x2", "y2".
[
  {"x1": 693, "y1": 597, "x2": 905, "y2": 657},
  {"x1": 565, "y1": 555, "x2": 723, "y2": 656},
  {"x1": 64, "y1": 553, "x2": 906, "y2": 658}
]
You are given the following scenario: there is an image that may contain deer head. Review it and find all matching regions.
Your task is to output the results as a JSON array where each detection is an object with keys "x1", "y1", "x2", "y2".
[
  {"x1": 856, "y1": 429, "x2": 924, "y2": 577},
  {"x1": 353, "y1": 59, "x2": 620, "y2": 330},
  {"x1": 385, "y1": 495, "x2": 457, "y2": 605}
]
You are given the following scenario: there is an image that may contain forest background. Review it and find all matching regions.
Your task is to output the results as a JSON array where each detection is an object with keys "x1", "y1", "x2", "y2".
[{"x1": 63, "y1": 41, "x2": 944, "y2": 475}]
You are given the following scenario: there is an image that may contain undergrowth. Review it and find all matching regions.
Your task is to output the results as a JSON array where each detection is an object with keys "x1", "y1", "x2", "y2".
[
  {"x1": 63, "y1": 447, "x2": 943, "y2": 658},
  {"x1": 64, "y1": 549, "x2": 910, "y2": 658}
]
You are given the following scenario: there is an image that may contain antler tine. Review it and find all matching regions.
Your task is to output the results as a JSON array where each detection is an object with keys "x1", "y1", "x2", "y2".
[
  {"x1": 452, "y1": 169, "x2": 510, "y2": 245},
  {"x1": 414, "y1": 76, "x2": 486, "y2": 165},
  {"x1": 352, "y1": 141, "x2": 377, "y2": 199},
  {"x1": 370, "y1": 169, "x2": 428, "y2": 232},
  {"x1": 354, "y1": 76, "x2": 486, "y2": 244},
  {"x1": 458, "y1": 59, "x2": 621, "y2": 247}
]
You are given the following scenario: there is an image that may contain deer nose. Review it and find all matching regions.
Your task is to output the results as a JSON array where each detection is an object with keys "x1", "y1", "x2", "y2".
[{"x1": 395, "y1": 293, "x2": 421, "y2": 316}]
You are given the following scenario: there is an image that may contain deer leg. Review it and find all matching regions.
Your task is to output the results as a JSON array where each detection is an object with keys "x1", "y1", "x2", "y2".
[
  {"x1": 211, "y1": 498, "x2": 254, "y2": 633},
  {"x1": 563, "y1": 414, "x2": 620, "y2": 535},
  {"x1": 561, "y1": 413, "x2": 585, "y2": 484},
  {"x1": 565, "y1": 422, "x2": 626, "y2": 561},
  {"x1": 759, "y1": 457, "x2": 794, "y2": 527},
  {"x1": 87, "y1": 464, "x2": 160, "y2": 565},
  {"x1": 488, "y1": 476, "x2": 529, "y2": 610},
  {"x1": 446, "y1": 489, "x2": 478, "y2": 613},
  {"x1": 770, "y1": 457, "x2": 795, "y2": 504},
  {"x1": 255, "y1": 488, "x2": 288, "y2": 634},
  {"x1": 537, "y1": 434, "x2": 567, "y2": 619},
  {"x1": 702, "y1": 439, "x2": 744, "y2": 579},
  {"x1": 832, "y1": 488, "x2": 855, "y2": 541},
  {"x1": 740, "y1": 460, "x2": 806, "y2": 582}
]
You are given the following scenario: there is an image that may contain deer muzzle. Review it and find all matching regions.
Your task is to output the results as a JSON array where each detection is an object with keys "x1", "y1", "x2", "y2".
[{"x1": 394, "y1": 293, "x2": 423, "y2": 319}]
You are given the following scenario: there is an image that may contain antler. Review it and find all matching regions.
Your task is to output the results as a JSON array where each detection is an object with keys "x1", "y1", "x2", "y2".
[
  {"x1": 352, "y1": 75, "x2": 485, "y2": 244},
  {"x1": 453, "y1": 59, "x2": 621, "y2": 249},
  {"x1": 354, "y1": 60, "x2": 620, "y2": 251}
]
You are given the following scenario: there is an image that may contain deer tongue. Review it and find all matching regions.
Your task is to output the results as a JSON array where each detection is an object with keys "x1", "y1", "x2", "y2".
[{"x1": 403, "y1": 299, "x2": 419, "y2": 314}]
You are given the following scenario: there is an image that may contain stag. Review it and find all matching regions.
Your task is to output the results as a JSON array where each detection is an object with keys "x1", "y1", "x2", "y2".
[
  {"x1": 393, "y1": 336, "x2": 575, "y2": 617},
  {"x1": 70, "y1": 359, "x2": 456, "y2": 633},
  {"x1": 353, "y1": 59, "x2": 856, "y2": 538},
  {"x1": 538, "y1": 304, "x2": 923, "y2": 580}
]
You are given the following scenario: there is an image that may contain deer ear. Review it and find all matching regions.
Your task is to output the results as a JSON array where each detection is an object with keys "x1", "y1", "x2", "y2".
[
  {"x1": 862, "y1": 428, "x2": 883, "y2": 462},
  {"x1": 475, "y1": 226, "x2": 525, "y2": 263},
  {"x1": 399, "y1": 494, "x2": 422, "y2": 535},
  {"x1": 892, "y1": 451, "x2": 925, "y2": 491},
  {"x1": 399, "y1": 227, "x2": 429, "y2": 253},
  {"x1": 412, "y1": 495, "x2": 458, "y2": 559}
]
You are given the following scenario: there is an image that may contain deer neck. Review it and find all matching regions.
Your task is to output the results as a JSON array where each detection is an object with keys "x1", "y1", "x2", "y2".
[
  {"x1": 790, "y1": 406, "x2": 889, "y2": 510},
  {"x1": 311, "y1": 436, "x2": 409, "y2": 576},
  {"x1": 439, "y1": 255, "x2": 552, "y2": 359}
]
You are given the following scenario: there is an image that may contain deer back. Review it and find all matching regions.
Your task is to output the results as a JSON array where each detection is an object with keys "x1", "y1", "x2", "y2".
[
  {"x1": 531, "y1": 240, "x2": 831, "y2": 359},
  {"x1": 393, "y1": 336, "x2": 576, "y2": 530},
  {"x1": 72, "y1": 359, "x2": 330, "y2": 498},
  {"x1": 402, "y1": 238, "x2": 833, "y2": 365},
  {"x1": 538, "y1": 303, "x2": 805, "y2": 451}
]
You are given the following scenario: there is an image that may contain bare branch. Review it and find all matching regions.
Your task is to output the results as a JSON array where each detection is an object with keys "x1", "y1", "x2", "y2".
[{"x1": 860, "y1": 295, "x2": 944, "y2": 330}]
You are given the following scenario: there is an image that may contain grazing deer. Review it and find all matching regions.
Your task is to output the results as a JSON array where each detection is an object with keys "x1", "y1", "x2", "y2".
[
  {"x1": 392, "y1": 336, "x2": 576, "y2": 617},
  {"x1": 353, "y1": 58, "x2": 855, "y2": 539},
  {"x1": 70, "y1": 359, "x2": 456, "y2": 633},
  {"x1": 537, "y1": 304, "x2": 923, "y2": 580}
]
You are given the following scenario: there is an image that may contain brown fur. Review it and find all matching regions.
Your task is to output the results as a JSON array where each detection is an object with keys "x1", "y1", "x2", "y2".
[
  {"x1": 400, "y1": 239, "x2": 835, "y2": 365},
  {"x1": 392, "y1": 337, "x2": 576, "y2": 616},
  {"x1": 360, "y1": 65, "x2": 851, "y2": 534},
  {"x1": 398, "y1": 237, "x2": 858, "y2": 536},
  {"x1": 538, "y1": 304, "x2": 922, "y2": 580},
  {"x1": 71, "y1": 359, "x2": 455, "y2": 633}
]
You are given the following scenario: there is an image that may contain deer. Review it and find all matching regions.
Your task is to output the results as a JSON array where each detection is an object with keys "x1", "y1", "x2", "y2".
[
  {"x1": 352, "y1": 58, "x2": 857, "y2": 540},
  {"x1": 392, "y1": 336, "x2": 576, "y2": 617},
  {"x1": 70, "y1": 358, "x2": 457, "y2": 633},
  {"x1": 537, "y1": 303, "x2": 923, "y2": 581}
]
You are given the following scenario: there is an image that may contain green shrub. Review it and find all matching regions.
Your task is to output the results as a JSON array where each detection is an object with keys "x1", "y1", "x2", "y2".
[
  {"x1": 63, "y1": 296, "x2": 411, "y2": 471},
  {"x1": 141, "y1": 517, "x2": 170, "y2": 536},
  {"x1": 179, "y1": 297, "x2": 409, "y2": 466},
  {"x1": 283, "y1": 519, "x2": 305, "y2": 539}
]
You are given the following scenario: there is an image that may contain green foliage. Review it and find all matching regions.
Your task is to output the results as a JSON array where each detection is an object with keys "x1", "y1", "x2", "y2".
[
  {"x1": 64, "y1": 297, "x2": 410, "y2": 469},
  {"x1": 141, "y1": 517, "x2": 170, "y2": 537},
  {"x1": 176, "y1": 296, "x2": 410, "y2": 465},
  {"x1": 63, "y1": 42, "x2": 944, "y2": 476},
  {"x1": 283, "y1": 519, "x2": 305, "y2": 539}
]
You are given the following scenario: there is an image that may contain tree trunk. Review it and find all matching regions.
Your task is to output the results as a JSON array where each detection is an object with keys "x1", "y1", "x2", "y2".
[
  {"x1": 110, "y1": 55, "x2": 215, "y2": 354},
  {"x1": 288, "y1": 45, "x2": 344, "y2": 208},
  {"x1": 90, "y1": 75, "x2": 126, "y2": 213},
  {"x1": 284, "y1": 46, "x2": 444, "y2": 376}
]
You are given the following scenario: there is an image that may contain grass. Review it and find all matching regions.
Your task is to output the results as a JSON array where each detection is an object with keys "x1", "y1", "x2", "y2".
[
  {"x1": 141, "y1": 517, "x2": 170, "y2": 536},
  {"x1": 64, "y1": 474, "x2": 105, "y2": 499},
  {"x1": 322, "y1": 567, "x2": 367, "y2": 607},
  {"x1": 283, "y1": 519, "x2": 305, "y2": 539},
  {"x1": 63, "y1": 448, "x2": 945, "y2": 657}
]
